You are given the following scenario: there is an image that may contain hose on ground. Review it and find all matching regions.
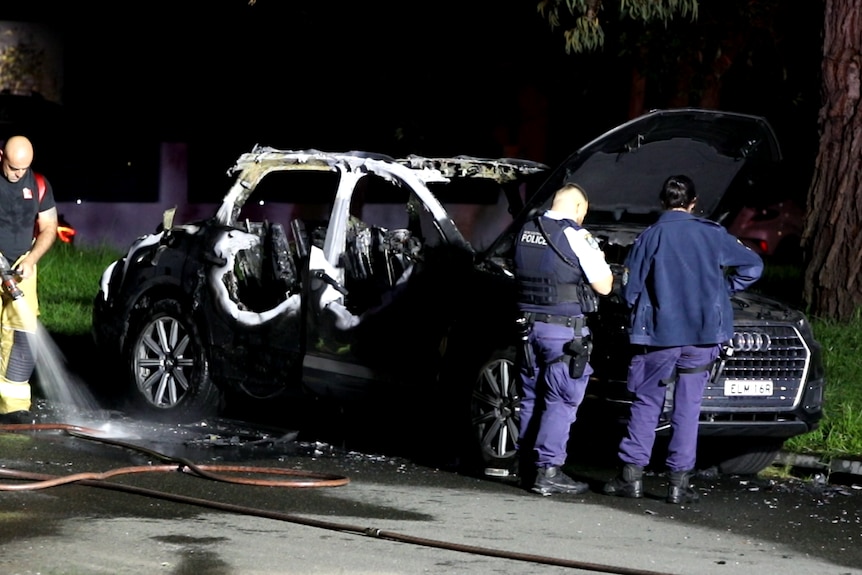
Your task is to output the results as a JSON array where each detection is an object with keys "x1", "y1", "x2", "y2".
[
  {"x1": 0, "y1": 423, "x2": 680, "y2": 575},
  {"x1": 0, "y1": 423, "x2": 349, "y2": 489}
]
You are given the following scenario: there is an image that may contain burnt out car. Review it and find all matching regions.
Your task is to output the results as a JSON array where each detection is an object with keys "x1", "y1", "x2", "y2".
[
  {"x1": 92, "y1": 149, "x2": 549, "y2": 459},
  {"x1": 93, "y1": 108, "x2": 825, "y2": 478}
]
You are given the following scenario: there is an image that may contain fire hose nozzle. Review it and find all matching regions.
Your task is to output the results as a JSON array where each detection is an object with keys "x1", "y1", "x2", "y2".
[{"x1": 0, "y1": 253, "x2": 24, "y2": 300}]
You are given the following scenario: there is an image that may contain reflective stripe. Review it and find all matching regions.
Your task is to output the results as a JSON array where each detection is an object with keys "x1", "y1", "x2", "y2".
[
  {"x1": 0, "y1": 379, "x2": 31, "y2": 399},
  {"x1": 0, "y1": 378, "x2": 31, "y2": 413}
]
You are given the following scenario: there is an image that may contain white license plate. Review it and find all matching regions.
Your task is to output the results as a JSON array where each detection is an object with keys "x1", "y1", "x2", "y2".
[{"x1": 724, "y1": 380, "x2": 773, "y2": 396}]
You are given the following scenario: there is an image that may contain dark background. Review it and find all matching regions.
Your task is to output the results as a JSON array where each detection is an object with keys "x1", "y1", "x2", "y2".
[{"x1": 1, "y1": 0, "x2": 823, "y2": 203}]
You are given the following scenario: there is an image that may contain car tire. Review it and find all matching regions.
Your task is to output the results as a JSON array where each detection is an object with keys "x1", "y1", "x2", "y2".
[
  {"x1": 467, "y1": 346, "x2": 521, "y2": 479},
  {"x1": 699, "y1": 438, "x2": 784, "y2": 476},
  {"x1": 123, "y1": 298, "x2": 221, "y2": 423}
]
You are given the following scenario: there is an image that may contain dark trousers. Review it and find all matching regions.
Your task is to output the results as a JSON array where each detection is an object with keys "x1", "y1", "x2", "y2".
[
  {"x1": 517, "y1": 320, "x2": 592, "y2": 468},
  {"x1": 617, "y1": 344, "x2": 720, "y2": 472}
]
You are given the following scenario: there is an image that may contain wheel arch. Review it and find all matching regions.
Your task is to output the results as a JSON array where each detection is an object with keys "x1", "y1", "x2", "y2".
[{"x1": 121, "y1": 281, "x2": 205, "y2": 352}]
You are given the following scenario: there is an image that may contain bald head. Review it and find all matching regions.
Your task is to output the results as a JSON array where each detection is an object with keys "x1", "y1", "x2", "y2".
[
  {"x1": 1, "y1": 136, "x2": 35, "y2": 183},
  {"x1": 551, "y1": 183, "x2": 589, "y2": 224}
]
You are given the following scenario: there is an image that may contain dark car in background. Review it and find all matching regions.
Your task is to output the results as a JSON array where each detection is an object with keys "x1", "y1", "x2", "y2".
[
  {"x1": 726, "y1": 198, "x2": 805, "y2": 262},
  {"x1": 92, "y1": 109, "x2": 825, "y2": 478}
]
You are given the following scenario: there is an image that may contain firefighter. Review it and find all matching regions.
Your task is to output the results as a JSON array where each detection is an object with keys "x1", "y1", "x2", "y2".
[
  {"x1": 515, "y1": 183, "x2": 613, "y2": 496},
  {"x1": 0, "y1": 136, "x2": 58, "y2": 423}
]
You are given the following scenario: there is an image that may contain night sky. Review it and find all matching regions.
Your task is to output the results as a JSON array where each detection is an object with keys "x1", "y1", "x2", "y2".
[
  {"x1": 5, "y1": 1, "x2": 585, "y2": 159},
  {"x1": 2, "y1": 1, "x2": 824, "y2": 202}
]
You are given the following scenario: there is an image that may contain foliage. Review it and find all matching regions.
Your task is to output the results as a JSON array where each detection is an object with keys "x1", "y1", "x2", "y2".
[
  {"x1": 754, "y1": 262, "x2": 862, "y2": 459},
  {"x1": 0, "y1": 35, "x2": 45, "y2": 95},
  {"x1": 537, "y1": 0, "x2": 699, "y2": 52},
  {"x1": 36, "y1": 241, "x2": 122, "y2": 335},
  {"x1": 533, "y1": 0, "x2": 819, "y2": 129},
  {"x1": 784, "y1": 311, "x2": 862, "y2": 459}
]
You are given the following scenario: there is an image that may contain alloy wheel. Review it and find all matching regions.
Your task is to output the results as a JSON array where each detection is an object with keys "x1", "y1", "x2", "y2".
[
  {"x1": 471, "y1": 354, "x2": 520, "y2": 468},
  {"x1": 133, "y1": 314, "x2": 196, "y2": 409}
]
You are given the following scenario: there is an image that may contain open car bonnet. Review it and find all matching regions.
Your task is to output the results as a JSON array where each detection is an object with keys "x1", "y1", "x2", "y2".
[
  {"x1": 532, "y1": 108, "x2": 780, "y2": 221},
  {"x1": 486, "y1": 108, "x2": 783, "y2": 257}
]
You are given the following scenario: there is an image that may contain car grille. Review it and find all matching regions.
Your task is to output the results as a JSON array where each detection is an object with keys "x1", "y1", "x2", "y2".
[{"x1": 703, "y1": 324, "x2": 810, "y2": 412}]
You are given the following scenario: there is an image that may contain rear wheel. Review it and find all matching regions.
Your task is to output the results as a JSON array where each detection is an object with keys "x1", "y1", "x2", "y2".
[{"x1": 124, "y1": 298, "x2": 221, "y2": 423}]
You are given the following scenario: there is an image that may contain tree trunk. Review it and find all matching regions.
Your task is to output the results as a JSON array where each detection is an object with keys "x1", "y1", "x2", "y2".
[
  {"x1": 803, "y1": 0, "x2": 862, "y2": 320},
  {"x1": 628, "y1": 65, "x2": 647, "y2": 119},
  {"x1": 628, "y1": 46, "x2": 649, "y2": 119},
  {"x1": 699, "y1": 33, "x2": 742, "y2": 110}
]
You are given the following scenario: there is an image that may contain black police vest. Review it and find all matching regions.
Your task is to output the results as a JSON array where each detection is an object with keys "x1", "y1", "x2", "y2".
[{"x1": 514, "y1": 216, "x2": 586, "y2": 317}]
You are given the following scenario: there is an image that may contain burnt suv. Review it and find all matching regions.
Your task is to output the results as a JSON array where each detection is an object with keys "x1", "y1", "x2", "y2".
[{"x1": 92, "y1": 108, "x2": 824, "y2": 477}]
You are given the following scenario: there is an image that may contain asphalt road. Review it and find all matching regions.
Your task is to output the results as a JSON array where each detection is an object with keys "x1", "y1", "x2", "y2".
[{"x1": 1, "y1": 401, "x2": 861, "y2": 575}]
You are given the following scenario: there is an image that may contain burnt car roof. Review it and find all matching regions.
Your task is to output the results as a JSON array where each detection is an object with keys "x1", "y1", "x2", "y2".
[
  {"x1": 399, "y1": 155, "x2": 549, "y2": 182},
  {"x1": 225, "y1": 147, "x2": 548, "y2": 185},
  {"x1": 529, "y1": 108, "x2": 783, "y2": 220},
  {"x1": 216, "y1": 146, "x2": 549, "y2": 228}
]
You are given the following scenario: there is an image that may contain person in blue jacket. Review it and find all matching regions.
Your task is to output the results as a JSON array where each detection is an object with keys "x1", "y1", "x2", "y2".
[
  {"x1": 515, "y1": 183, "x2": 613, "y2": 496},
  {"x1": 602, "y1": 174, "x2": 763, "y2": 504}
]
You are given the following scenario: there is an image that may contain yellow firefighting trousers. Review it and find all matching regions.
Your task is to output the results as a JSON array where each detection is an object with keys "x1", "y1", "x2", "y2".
[{"x1": 0, "y1": 256, "x2": 39, "y2": 414}]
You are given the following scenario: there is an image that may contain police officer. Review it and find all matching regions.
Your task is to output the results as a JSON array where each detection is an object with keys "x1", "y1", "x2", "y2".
[
  {"x1": 602, "y1": 175, "x2": 763, "y2": 504},
  {"x1": 515, "y1": 183, "x2": 613, "y2": 496}
]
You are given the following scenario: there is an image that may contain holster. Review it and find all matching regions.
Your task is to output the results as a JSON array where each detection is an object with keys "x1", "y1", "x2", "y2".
[
  {"x1": 516, "y1": 316, "x2": 536, "y2": 378},
  {"x1": 564, "y1": 333, "x2": 593, "y2": 378}
]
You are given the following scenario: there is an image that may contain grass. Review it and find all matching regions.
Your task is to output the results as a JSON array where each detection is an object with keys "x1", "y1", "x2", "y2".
[
  {"x1": 783, "y1": 311, "x2": 862, "y2": 459},
  {"x1": 33, "y1": 242, "x2": 862, "y2": 461},
  {"x1": 37, "y1": 241, "x2": 123, "y2": 335},
  {"x1": 751, "y1": 262, "x2": 862, "y2": 461}
]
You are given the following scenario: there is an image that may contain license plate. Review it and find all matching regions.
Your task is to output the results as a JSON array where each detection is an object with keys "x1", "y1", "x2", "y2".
[{"x1": 724, "y1": 380, "x2": 773, "y2": 396}]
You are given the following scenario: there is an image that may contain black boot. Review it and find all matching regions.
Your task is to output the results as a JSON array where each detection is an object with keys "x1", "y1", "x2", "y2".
[
  {"x1": 602, "y1": 463, "x2": 643, "y2": 498},
  {"x1": 666, "y1": 470, "x2": 699, "y2": 504},
  {"x1": 0, "y1": 410, "x2": 33, "y2": 424},
  {"x1": 531, "y1": 466, "x2": 590, "y2": 496}
]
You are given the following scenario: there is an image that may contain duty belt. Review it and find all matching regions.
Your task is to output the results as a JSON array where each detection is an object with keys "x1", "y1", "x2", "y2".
[{"x1": 526, "y1": 312, "x2": 583, "y2": 329}]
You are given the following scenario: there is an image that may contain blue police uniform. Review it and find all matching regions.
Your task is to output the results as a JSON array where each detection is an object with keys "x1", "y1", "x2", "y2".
[
  {"x1": 618, "y1": 210, "x2": 763, "y2": 473},
  {"x1": 514, "y1": 210, "x2": 611, "y2": 473}
]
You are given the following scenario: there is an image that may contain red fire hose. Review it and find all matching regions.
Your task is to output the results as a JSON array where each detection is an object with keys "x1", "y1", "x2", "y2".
[{"x1": 0, "y1": 421, "x2": 350, "y2": 489}]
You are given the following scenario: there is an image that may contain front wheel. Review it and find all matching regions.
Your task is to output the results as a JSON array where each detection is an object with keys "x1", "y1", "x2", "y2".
[
  {"x1": 698, "y1": 437, "x2": 784, "y2": 476},
  {"x1": 469, "y1": 346, "x2": 521, "y2": 478},
  {"x1": 124, "y1": 298, "x2": 221, "y2": 423}
]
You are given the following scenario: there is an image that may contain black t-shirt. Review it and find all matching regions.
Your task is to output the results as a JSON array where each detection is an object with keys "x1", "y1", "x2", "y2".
[{"x1": 0, "y1": 170, "x2": 56, "y2": 262}]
